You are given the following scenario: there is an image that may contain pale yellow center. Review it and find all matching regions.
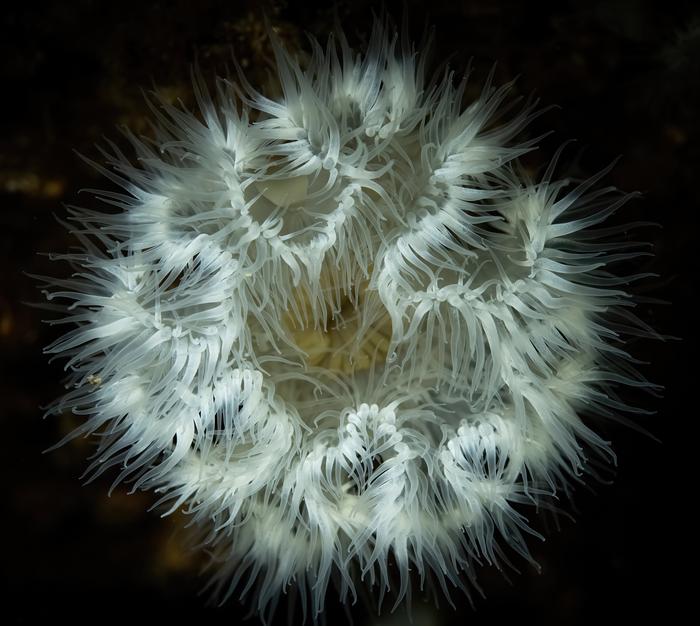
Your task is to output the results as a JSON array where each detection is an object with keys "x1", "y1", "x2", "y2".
[{"x1": 287, "y1": 283, "x2": 392, "y2": 376}]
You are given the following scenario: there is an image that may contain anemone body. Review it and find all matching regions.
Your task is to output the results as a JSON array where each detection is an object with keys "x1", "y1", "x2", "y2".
[{"x1": 42, "y1": 18, "x2": 650, "y2": 622}]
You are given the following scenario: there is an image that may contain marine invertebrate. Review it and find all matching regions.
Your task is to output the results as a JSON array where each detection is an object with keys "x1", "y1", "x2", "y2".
[{"x1": 41, "y1": 16, "x2": 652, "y2": 622}]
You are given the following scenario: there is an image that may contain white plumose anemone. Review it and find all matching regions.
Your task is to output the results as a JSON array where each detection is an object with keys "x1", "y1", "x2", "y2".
[{"x1": 42, "y1": 17, "x2": 652, "y2": 623}]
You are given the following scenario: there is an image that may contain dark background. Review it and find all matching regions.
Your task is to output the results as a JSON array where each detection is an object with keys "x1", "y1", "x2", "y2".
[{"x1": 1, "y1": 0, "x2": 695, "y2": 623}]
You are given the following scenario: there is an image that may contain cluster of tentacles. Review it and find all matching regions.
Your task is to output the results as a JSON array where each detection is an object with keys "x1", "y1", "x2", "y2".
[{"x1": 42, "y1": 18, "x2": 651, "y2": 623}]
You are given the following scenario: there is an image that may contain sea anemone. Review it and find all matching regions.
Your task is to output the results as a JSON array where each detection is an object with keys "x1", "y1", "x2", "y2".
[{"x1": 40, "y1": 15, "x2": 653, "y2": 623}]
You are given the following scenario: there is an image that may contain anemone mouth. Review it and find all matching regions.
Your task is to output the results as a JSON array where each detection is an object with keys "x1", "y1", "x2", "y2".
[{"x1": 272, "y1": 271, "x2": 393, "y2": 379}]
